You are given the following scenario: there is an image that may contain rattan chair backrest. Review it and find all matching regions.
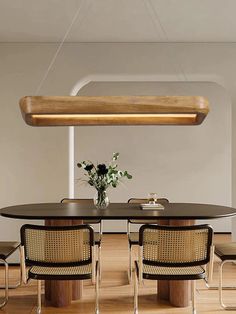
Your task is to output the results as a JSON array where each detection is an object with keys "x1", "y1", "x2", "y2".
[
  {"x1": 20, "y1": 224, "x2": 94, "y2": 267},
  {"x1": 128, "y1": 198, "x2": 169, "y2": 224},
  {"x1": 139, "y1": 224, "x2": 213, "y2": 267},
  {"x1": 61, "y1": 198, "x2": 100, "y2": 224},
  {"x1": 128, "y1": 198, "x2": 169, "y2": 204}
]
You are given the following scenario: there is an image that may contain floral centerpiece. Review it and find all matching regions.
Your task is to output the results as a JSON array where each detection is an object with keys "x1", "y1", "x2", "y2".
[{"x1": 77, "y1": 152, "x2": 132, "y2": 209}]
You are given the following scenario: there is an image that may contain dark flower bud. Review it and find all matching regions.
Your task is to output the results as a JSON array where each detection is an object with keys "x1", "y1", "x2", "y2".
[
  {"x1": 97, "y1": 164, "x2": 108, "y2": 175},
  {"x1": 85, "y1": 164, "x2": 93, "y2": 171}
]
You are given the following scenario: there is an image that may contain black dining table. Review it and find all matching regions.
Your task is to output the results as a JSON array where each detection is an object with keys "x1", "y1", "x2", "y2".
[
  {"x1": 1, "y1": 201, "x2": 236, "y2": 309},
  {"x1": 1, "y1": 202, "x2": 236, "y2": 220}
]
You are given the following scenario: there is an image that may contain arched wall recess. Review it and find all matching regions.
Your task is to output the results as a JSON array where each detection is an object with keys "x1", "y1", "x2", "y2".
[
  {"x1": 69, "y1": 74, "x2": 226, "y2": 197},
  {"x1": 70, "y1": 77, "x2": 231, "y2": 232},
  {"x1": 68, "y1": 74, "x2": 218, "y2": 198}
]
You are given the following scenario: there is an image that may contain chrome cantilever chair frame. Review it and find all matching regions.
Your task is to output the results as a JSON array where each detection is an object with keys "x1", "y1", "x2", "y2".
[
  {"x1": 219, "y1": 260, "x2": 236, "y2": 310},
  {"x1": 0, "y1": 242, "x2": 21, "y2": 308},
  {"x1": 127, "y1": 197, "x2": 169, "y2": 282},
  {"x1": 207, "y1": 242, "x2": 236, "y2": 310},
  {"x1": 134, "y1": 224, "x2": 214, "y2": 314},
  {"x1": 20, "y1": 224, "x2": 99, "y2": 314},
  {"x1": 61, "y1": 198, "x2": 103, "y2": 281}
]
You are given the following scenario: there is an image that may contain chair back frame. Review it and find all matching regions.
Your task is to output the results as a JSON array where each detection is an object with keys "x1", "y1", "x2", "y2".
[
  {"x1": 139, "y1": 224, "x2": 213, "y2": 268},
  {"x1": 127, "y1": 198, "x2": 169, "y2": 225},
  {"x1": 61, "y1": 198, "x2": 102, "y2": 227},
  {"x1": 128, "y1": 198, "x2": 169, "y2": 204},
  {"x1": 20, "y1": 224, "x2": 94, "y2": 268}
]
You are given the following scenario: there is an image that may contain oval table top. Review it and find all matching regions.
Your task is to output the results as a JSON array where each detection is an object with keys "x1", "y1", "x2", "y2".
[{"x1": 1, "y1": 202, "x2": 236, "y2": 220}]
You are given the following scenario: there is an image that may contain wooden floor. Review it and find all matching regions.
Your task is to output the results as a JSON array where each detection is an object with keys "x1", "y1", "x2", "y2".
[{"x1": 1, "y1": 233, "x2": 236, "y2": 313}]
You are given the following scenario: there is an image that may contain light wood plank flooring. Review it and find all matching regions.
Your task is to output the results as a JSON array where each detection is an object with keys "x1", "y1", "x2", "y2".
[{"x1": 0, "y1": 233, "x2": 236, "y2": 313}]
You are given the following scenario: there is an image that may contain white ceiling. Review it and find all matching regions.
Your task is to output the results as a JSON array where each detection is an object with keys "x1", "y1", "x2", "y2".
[{"x1": 1, "y1": 0, "x2": 236, "y2": 42}]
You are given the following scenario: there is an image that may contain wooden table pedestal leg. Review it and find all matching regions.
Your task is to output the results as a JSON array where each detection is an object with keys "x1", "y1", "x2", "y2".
[
  {"x1": 44, "y1": 219, "x2": 83, "y2": 307},
  {"x1": 169, "y1": 280, "x2": 191, "y2": 307},
  {"x1": 157, "y1": 219, "x2": 195, "y2": 307},
  {"x1": 157, "y1": 280, "x2": 170, "y2": 301}
]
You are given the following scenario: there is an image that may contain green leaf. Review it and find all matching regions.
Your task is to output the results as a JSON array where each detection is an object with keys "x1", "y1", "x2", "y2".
[{"x1": 77, "y1": 152, "x2": 132, "y2": 190}]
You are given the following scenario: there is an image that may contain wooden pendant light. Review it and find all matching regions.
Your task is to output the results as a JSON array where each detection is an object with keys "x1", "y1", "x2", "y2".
[{"x1": 19, "y1": 95, "x2": 209, "y2": 126}]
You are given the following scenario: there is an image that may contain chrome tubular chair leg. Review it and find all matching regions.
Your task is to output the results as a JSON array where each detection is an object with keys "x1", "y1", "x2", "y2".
[
  {"x1": 0, "y1": 247, "x2": 22, "y2": 290},
  {"x1": 95, "y1": 262, "x2": 99, "y2": 314},
  {"x1": 98, "y1": 245, "x2": 102, "y2": 282},
  {"x1": 204, "y1": 245, "x2": 236, "y2": 291},
  {"x1": 92, "y1": 246, "x2": 96, "y2": 284},
  {"x1": 127, "y1": 220, "x2": 132, "y2": 283},
  {"x1": 191, "y1": 280, "x2": 196, "y2": 314},
  {"x1": 37, "y1": 280, "x2": 41, "y2": 314},
  {"x1": 0, "y1": 260, "x2": 9, "y2": 308},
  {"x1": 134, "y1": 269, "x2": 138, "y2": 314},
  {"x1": 219, "y1": 260, "x2": 236, "y2": 310},
  {"x1": 204, "y1": 260, "x2": 236, "y2": 290},
  {"x1": 128, "y1": 244, "x2": 132, "y2": 283}
]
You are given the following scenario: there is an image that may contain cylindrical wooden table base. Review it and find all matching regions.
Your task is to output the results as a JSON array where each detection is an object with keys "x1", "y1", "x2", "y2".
[
  {"x1": 44, "y1": 218, "x2": 194, "y2": 307},
  {"x1": 44, "y1": 219, "x2": 83, "y2": 307},
  {"x1": 157, "y1": 219, "x2": 195, "y2": 307}
]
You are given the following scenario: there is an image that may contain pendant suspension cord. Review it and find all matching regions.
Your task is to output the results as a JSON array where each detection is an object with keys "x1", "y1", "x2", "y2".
[
  {"x1": 144, "y1": 0, "x2": 188, "y2": 82},
  {"x1": 35, "y1": 0, "x2": 87, "y2": 95}
]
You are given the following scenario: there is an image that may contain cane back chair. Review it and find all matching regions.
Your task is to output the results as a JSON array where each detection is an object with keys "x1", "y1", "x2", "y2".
[
  {"x1": 20, "y1": 224, "x2": 99, "y2": 314},
  {"x1": 134, "y1": 224, "x2": 214, "y2": 314},
  {"x1": 61, "y1": 198, "x2": 103, "y2": 280},
  {"x1": 0, "y1": 242, "x2": 21, "y2": 308},
  {"x1": 127, "y1": 197, "x2": 169, "y2": 281}
]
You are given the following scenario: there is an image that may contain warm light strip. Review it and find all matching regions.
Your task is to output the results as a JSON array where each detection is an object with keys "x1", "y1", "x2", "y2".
[
  {"x1": 32, "y1": 113, "x2": 197, "y2": 119},
  {"x1": 29, "y1": 113, "x2": 198, "y2": 126}
]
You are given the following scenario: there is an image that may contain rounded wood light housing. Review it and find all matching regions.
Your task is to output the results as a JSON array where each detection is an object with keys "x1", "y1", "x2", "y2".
[{"x1": 19, "y1": 95, "x2": 209, "y2": 126}]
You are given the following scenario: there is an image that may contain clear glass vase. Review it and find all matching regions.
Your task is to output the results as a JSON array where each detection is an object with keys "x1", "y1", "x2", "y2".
[{"x1": 94, "y1": 189, "x2": 109, "y2": 209}]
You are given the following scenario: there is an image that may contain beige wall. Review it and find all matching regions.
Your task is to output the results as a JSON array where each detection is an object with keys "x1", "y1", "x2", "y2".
[
  {"x1": 0, "y1": 43, "x2": 235, "y2": 246},
  {"x1": 77, "y1": 81, "x2": 231, "y2": 232}
]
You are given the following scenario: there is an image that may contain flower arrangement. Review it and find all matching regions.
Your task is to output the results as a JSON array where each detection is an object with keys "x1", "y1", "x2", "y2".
[{"x1": 77, "y1": 152, "x2": 132, "y2": 208}]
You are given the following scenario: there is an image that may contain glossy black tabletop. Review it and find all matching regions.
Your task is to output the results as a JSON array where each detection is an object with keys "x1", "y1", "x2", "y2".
[{"x1": 1, "y1": 202, "x2": 236, "y2": 220}]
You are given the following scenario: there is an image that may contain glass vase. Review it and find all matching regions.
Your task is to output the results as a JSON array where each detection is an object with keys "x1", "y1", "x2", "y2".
[{"x1": 94, "y1": 189, "x2": 109, "y2": 209}]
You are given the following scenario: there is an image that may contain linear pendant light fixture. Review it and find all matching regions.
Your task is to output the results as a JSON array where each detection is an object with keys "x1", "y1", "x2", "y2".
[{"x1": 19, "y1": 95, "x2": 209, "y2": 126}]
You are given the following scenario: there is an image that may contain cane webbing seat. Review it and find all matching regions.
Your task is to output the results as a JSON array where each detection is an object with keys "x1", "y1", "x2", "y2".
[
  {"x1": 135, "y1": 261, "x2": 205, "y2": 280},
  {"x1": 29, "y1": 264, "x2": 93, "y2": 280},
  {"x1": 20, "y1": 224, "x2": 99, "y2": 314},
  {"x1": 0, "y1": 241, "x2": 21, "y2": 308},
  {"x1": 134, "y1": 224, "x2": 213, "y2": 314},
  {"x1": 127, "y1": 197, "x2": 169, "y2": 282},
  {"x1": 213, "y1": 242, "x2": 236, "y2": 310}
]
